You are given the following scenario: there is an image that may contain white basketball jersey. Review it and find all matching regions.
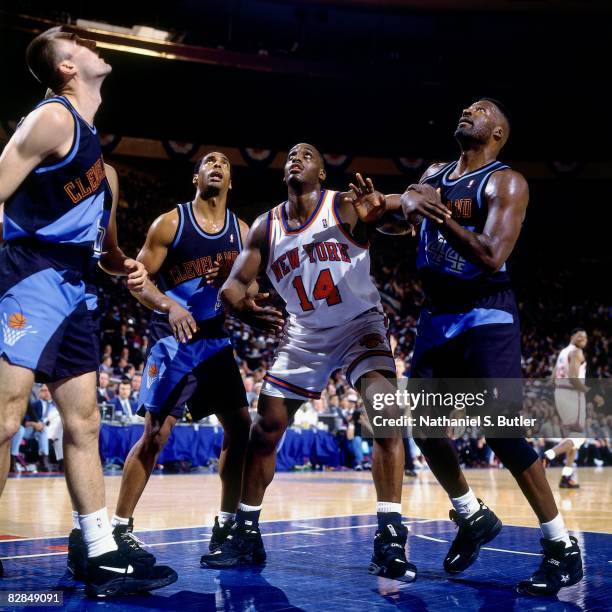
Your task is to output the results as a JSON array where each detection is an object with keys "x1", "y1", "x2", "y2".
[
  {"x1": 265, "y1": 189, "x2": 381, "y2": 329},
  {"x1": 555, "y1": 344, "x2": 586, "y2": 385}
]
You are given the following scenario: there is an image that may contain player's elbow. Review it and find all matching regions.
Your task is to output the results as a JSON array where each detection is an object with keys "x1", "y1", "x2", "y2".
[
  {"x1": 478, "y1": 242, "x2": 506, "y2": 273},
  {"x1": 481, "y1": 255, "x2": 505, "y2": 273},
  {"x1": 219, "y1": 283, "x2": 238, "y2": 310}
]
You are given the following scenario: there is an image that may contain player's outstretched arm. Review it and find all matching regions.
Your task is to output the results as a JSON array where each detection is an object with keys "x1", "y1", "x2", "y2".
[
  {"x1": 0, "y1": 104, "x2": 73, "y2": 203},
  {"x1": 220, "y1": 213, "x2": 283, "y2": 334},
  {"x1": 98, "y1": 164, "x2": 148, "y2": 291},
  {"x1": 391, "y1": 163, "x2": 451, "y2": 226},
  {"x1": 130, "y1": 209, "x2": 198, "y2": 342},
  {"x1": 439, "y1": 169, "x2": 529, "y2": 272},
  {"x1": 333, "y1": 173, "x2": 387, "y2": 245}
]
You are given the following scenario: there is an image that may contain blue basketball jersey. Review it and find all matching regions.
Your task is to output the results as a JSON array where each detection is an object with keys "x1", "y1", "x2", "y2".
[
  {"x1": 416, "y1": 160, "x2": 511, "y2": 308},
  {"x1": 3, "y1": 95, "x2": 112, "y2": 267},
  {"x1": 156, "y1": 202, "x2": 243, "y2": 322}
]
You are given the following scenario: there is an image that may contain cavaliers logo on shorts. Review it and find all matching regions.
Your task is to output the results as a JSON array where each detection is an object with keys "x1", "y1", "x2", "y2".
[
  {"x1": 1, "y1": 312, "x2": 37, "y2": 347},
  {"x1": 359, "y1": 333, "x2": 385, "y2": 349},
  {"x1": 146, "y1": 362, "x2": 159, "y2": 389}
]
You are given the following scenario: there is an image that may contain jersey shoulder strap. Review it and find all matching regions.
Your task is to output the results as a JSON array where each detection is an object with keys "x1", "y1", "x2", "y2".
[
  {"x1": 170, "y1": 202, "x2": 187, "y2": 249},
  {"x1": 420, "y1": 162, "x2": 455, "y2": 184}
]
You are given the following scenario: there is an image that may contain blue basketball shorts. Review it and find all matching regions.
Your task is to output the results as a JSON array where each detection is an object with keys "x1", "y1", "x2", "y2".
[
  {"x1": 138, "y1": 314, "x2": 247, "y2": 420},
  {"x1": 0, "y1": 243, "x2": 100, "y2": 382},
  {"x1": 411, "y1": 289, "x2": 521, "y2": 379}
]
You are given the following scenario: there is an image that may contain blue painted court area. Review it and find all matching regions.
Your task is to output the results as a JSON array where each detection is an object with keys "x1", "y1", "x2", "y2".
[{"x1": 0, "y1": 515, "x2": 610, "y2": 611}]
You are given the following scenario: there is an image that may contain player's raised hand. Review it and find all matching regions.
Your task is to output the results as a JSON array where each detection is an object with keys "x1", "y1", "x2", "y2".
[
  {"x1": 168, "y1": 303, "x2": 198, "y2": 343},
  {"x1": 349, "y1": 173, "x2": 386, "y2": 223},
  {"x1": 124, "y1": 258, "x2": 148, "y2": 292},
  {"x1": 400, "y1": 183, "x2": 450, "y2": 224},
  {"x1": 235, "y1": 292, "x2": 284, "y2": 336}
]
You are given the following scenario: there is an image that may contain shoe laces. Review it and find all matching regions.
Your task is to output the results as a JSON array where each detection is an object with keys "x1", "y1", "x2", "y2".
[{"x1": 119, "y1": 530, "x2": 147, "y2": 550}]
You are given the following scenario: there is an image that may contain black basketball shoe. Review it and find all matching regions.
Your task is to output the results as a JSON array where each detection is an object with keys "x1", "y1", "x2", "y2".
[
  {"x1": 201, "y1": 522, "x2": 267, "y2": 568},
  {"x1": 67, "y1": 529, "x2": 87, "y2": 581},
  {"x1": 209, "y1": 516, "x2": 235, "y2": 552},
  {"x1": 559, "y1": 476, "x2": 580, "y2": 489},
  {"x1": 516, "y1": 536, "x2": 583, "y2": 596},
  {"x1": 444, "y1": 499, "x2": 502, "y2": 573},
  {"x1": 369, "y1": 523, "x2": 417, "y2": 582},
  {"x1": 113, "y1": 519, "x2": 156, "y2": 566},
  {"x1": 85, "y1": 548, "x2": 177, "y2": 599}
]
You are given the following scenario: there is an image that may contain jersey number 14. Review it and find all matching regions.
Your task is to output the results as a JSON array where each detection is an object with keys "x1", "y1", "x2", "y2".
[{"x1": 292, "y1": 268, "x2": 342, "y2": 311}]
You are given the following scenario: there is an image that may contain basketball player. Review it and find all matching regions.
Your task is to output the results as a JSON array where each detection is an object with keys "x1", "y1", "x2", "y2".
[
  {"x1": 69, "y1": 152, "x2": 255, "y2": 571},
  {"x1": 0, "y1": 27, "x2": 176, "y2": 595},
  {"x1": 201, "y1": 143, "x2": 417, "y2": 582},
  {"x1": 379, "y1": 99, "x2": 583, "y2": 596},
  {"x1": 543, "y1": 328, "x2": 589, "y2": 489}
]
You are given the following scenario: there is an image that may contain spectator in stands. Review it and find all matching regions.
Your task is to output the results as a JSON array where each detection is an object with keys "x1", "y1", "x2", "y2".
[
  {"x1": 244, "y1": 376, "x2": 257, "y2": 405},
  {"x1": 10, "y1": 387, "x2": 51, "y2": 472},
  {"x1": 100, "y1": 355, "x2": 114, "y2": 375},
  {"x1": 124, "y1": 363, "x2": 136, "y2": 381},
  {"x1": 130, "y1": 373, "x2": 142, "y2": 401},
  {"x1": 97, "y1": 371, "x2": 116, "y2": 404},
  {"x1": 111, "y1": 380, "x2": 139, "y2": 422},
  {"x1": 293, "y1": 402, "x2": 319, "y2": 429},
  {"x1": 113, "y1": 355, "x2": 130, "y2": 379},
  {"x1": 38, "y1": 385, "x2": 64, "y2": 471}
]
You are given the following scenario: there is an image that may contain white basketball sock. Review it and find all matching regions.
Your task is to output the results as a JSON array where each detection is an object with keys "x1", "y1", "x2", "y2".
[
  {"x1": 544, "y1": 449, "x2": 556, "y2": 461},
  {"x1": 561, "y1": 466, "x2": 574, "y2": 478},
  {"x1": 540, "y1": 513, "x2": 572, "y2": 548},
  {"x1": 450, "y1": 488, "x2": 480, "y2": 519},
  {"x1": 376, "y1": 501, "x2": 402, "y2": 514},
  {"x1": 71, "y1": 510, "x2": 80, "y2": 530},
  {"x1": 238, "y1": 502, "x2": 262, "y2": 512},
  {"x1": 111, "y1": 514, "x2": 130, "y2": 528},
  {"x1": 79, "y1": 507, "x2": 118, "y2": 558}
]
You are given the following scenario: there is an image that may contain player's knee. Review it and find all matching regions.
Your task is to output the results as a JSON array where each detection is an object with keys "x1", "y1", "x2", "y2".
[
  {"x1": 251, "y1": 416, "x2": 286, "y2": 450},
  {"x1": 487, "y1": 438, "x2": 538, "y2": 476},
  {"x1": 413, "y1": 436, "x2": 447, "y2": 459},
  {"x1": 571, "y1": 438, "x2": 586, "y2": 450},
  {"x1": 373, "y1": 436, "x2": 403, "y2": 453},
  {"x1": 142, "y1": 421, "x2": 172, "y2": 455},
  {"x1": 0, "y1": 416, "x2": 22, "y2": 443},
  {"x1": 224, "y1": 410, "x2": 252, "y2": 445},
  {"x1": 63, "y1": 403, "x2": 100, "y2": 440}
]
